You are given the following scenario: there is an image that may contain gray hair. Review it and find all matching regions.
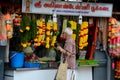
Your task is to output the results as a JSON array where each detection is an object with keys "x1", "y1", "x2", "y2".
[{"x1": 64, "y1": 27, "x2": 73, "y2": 36}]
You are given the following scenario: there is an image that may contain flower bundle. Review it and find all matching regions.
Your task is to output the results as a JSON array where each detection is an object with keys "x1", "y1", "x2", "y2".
[
  {"x1": 20, "y1": 16, "x2": 31, "y2": 48},
  {"x1": 20, "y1": 15, "x2": 38, "y2": 48}
]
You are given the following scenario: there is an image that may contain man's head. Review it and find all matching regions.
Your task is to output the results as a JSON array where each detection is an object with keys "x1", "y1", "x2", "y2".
[{"x1": 63, "y1": 27, "x2": 73, "y2": 39}]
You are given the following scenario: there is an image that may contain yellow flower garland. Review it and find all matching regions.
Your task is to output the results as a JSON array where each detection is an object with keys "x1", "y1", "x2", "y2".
[
  {"x1": 79, "y1": 21, "x2": 89, "y2": 49},
  {"x1": 45, "y1": 22, "x2": 51, "y2": 48}
]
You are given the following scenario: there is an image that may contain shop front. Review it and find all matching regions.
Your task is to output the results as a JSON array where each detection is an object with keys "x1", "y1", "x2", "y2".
[{"x1": 0, "y1": 0, "x2": 113, "y2": 80}]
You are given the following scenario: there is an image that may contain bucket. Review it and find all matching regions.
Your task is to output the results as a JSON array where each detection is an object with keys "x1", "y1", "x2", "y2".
[{"x1": 10, "y1": 51, "x2": 24, "y2": 68}]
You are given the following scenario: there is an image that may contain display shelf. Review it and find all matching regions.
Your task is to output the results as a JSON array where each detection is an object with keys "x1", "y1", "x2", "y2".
[
  {"x1": 78, "y1": 64, "x2": 99, "y2": 67},
  {"x1": 77, "y1": 59, "x2": 99, "y2": 67},
  {"x1": 5, "y1": 66, "x2": 93, "y2": 80},
  {"x1": 5, "y1": 67, "x2": 57, "y2": 71}
]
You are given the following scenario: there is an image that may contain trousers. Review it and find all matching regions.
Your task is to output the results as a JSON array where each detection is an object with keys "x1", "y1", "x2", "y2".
[{"x1": 67, "y1": 69, "x2": 75, "y2": 80}]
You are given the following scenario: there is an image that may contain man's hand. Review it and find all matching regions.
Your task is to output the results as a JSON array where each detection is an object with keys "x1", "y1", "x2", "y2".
[
  {"x1": 57, "y1": 46, "x2": 66, "y2": 53},
  {"x1": 56, "y1": 46, "x2": 62, "y2": 51},
  {"x1": 57, "y1": 46, "x2": 71, "y2": 56}
]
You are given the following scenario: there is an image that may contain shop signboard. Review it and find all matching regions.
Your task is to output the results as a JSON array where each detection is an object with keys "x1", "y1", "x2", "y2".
[{"x1": 22, "y1": 0, "x2": 113, "y2": 17}]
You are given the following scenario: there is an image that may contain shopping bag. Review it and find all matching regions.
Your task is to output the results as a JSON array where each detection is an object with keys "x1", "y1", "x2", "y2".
[{"x1": 55, "y1": 55, "x2": 68, "y2": 80}]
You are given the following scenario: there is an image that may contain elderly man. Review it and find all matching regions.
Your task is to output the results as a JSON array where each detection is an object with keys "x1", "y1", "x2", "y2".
[{"x1": 57, "y1": 27, "x2": 76, "y2": 80}]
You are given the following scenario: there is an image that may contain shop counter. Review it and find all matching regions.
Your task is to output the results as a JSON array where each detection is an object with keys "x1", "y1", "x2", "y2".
[{"x1": 5, "y1": 66, "x2": 93, "y2": 80}]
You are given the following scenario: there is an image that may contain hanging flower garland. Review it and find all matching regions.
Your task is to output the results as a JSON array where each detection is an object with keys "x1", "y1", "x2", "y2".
[
  {"x1": 78, "y1": 21, "x2": 89, "y2": 49},
  {"x1": 45, "y1": 21, "x2": 52, "y2": 48},
  {"x1": 5, "y1": 13, "x2": 13, "y2": 39},
  {"x1": 33, "y1": 16, "x2": 59, "y2": 49},
  {"x1": 34, "y1": 19, "x2": 45, "y2": 47},
  {"x1": 51, "y1": 13, "x2": 59, "y2": 48},
  {"x1": 108, "y1": 18, "x2": 119, "y2": 57},
  {"x1": 51, "y1": 21, "x2": 58, "y2": 47},
  {"x1": 108, "y1": 18, "x2": 120, "y2": 79},
  {"x1": 20, "y1": 14, "x2": 59, "y2": 49}
]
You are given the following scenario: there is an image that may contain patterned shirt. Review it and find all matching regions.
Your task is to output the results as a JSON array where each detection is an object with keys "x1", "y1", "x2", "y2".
[{"x1": 64, "y1": 38, "x2": 76, "y2": 69}]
